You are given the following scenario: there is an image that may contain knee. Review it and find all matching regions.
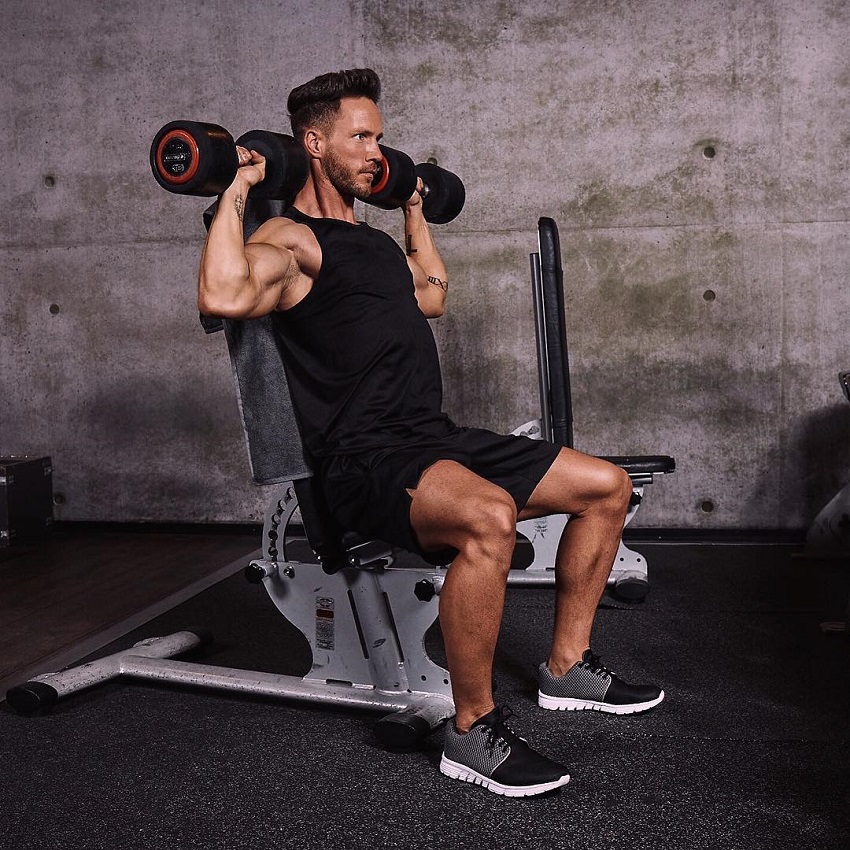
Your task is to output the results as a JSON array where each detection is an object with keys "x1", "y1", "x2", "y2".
[
  {"x1": 581, "y1": 460, "x2": 632, "y2": 518},
  {"x1": 457, "y1": 491, "x2": 517, "y2": 559},
  {"x1": 605, "y1": 464, "x2": 633, "y2": 514}
]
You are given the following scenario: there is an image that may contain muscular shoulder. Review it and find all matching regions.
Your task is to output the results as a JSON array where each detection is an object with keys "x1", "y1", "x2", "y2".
[{"x1": 248, "y1": 217, "x2": 321, "y2": 279}]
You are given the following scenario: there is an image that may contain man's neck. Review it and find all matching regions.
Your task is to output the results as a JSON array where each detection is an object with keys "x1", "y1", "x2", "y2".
[{"x1": 292, "y1": 175, "x2": 358, "y2": 223}]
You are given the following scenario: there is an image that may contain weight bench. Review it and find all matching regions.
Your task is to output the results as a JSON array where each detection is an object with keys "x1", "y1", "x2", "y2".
[
  {"x1": 5, "y1": 317, "x2": 455, "y2": 745},
  {"x1": 5, "y1": 211, "x2": 672, "y2": 745},
  {"x1": 508, "y1": 218, "x2": 675, "y2": 599}
]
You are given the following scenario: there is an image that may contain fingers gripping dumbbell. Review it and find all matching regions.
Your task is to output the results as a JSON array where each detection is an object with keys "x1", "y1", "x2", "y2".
[
  {"x1": 369, "y1": 145, "x2": 466, "y2": 224},
  {"x1": 150, "y1": 120, "x2": 308, "y2": 200}
]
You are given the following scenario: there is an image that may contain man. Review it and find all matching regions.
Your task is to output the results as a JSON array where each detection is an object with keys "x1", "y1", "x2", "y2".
[{"x1": 198, "y1": 68, "x2": 663, "y2": 797}]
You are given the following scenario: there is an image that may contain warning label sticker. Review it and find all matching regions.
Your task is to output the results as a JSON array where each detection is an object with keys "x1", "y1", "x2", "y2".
[{"x1": 315, "y1": 596, "x2": 335, "y2": 651}]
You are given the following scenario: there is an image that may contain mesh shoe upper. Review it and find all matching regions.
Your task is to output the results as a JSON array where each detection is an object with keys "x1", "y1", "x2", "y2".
[
  {"x1": 539, "y1": 653, "x2": 612, "y2": 700},
  {"x1": 539, "y1": 650, "x2": 663, "y2": 707},
  {"x1": 443, "y1": 708, "x2": 512, "y2": 777},
  {"x1": 442, "y1": 706, "x2": 570, "y2": 788}
]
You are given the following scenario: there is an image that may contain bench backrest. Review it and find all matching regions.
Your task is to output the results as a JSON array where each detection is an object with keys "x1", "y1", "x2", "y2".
[{"x1": 202, "y1": 199, "x2": 353, "y2": 571}]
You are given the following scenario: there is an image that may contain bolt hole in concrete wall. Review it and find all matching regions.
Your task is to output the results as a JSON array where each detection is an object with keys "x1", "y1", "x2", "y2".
[
  {"x1": 4, "y1": 0, "x2": 850, "y2": 530},
  {"x1": 701, "y1": 500, "x2": 716, "y2": 515}
]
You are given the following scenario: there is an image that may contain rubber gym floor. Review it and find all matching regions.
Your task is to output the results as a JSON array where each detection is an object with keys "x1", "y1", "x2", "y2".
[{"x1": 1, "y1": 529, "x2": 848, "y2": 850}]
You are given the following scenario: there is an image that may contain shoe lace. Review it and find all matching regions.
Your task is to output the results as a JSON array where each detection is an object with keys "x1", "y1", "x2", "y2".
[
  {"x1": 483, "y1": 705, "x2": 517, "y2": 755},
  {"x1": 581, "y1": 650, "x2": 613, "y2": 677}
]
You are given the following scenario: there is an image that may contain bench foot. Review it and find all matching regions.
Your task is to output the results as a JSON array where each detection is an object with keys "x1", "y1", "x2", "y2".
[{"x1": 612, "y1": 571, "x2": 649, "y2": 602}]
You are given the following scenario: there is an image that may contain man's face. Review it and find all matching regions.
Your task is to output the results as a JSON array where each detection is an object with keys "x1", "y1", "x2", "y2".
[{"x1": 322, "y1": 96, "x2": 383, "y2": 201}]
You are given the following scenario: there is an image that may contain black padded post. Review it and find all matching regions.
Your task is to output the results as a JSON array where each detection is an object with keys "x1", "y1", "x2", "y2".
[
  {"x1": 537, "y1": 217, "x2": 574, "y2": 448},
  {"x1": 536, "y1": 217, "x2": 675, "y2": 480}
]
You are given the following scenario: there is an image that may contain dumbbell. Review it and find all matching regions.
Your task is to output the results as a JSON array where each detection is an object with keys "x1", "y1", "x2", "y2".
[
  {"x1": 150, "y1": 120, "x2": 308, "y2": 200},
  {"x1": 370, "y1": 145, "x2": 465, "y2": 224},
  {"x1": 150, "y1": 121, "x2": 465, "y2": 222}
]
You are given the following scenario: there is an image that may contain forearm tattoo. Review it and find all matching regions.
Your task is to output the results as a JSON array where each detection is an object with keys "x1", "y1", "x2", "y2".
[
  {"x1": 234, "y1": 193, "x2": 245, "y2": 223},
  {"x1": 406, "y1": 234, "x2": 417, "y2": 256},
  {"x1": 428, "y1": 275, "x2": 448, "y2": 292}
]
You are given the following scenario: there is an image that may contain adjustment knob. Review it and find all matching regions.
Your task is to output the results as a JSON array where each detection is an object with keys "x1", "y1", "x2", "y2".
[
  {"x1": 244, "y1": 562, "x2": 267, "y2": 584},
  {"x1": 414, "y1": 579, "x2": 436, "y2": 602}
]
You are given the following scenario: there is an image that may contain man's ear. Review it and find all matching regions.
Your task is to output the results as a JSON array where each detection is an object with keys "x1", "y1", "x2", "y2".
[{"x1": 304, "y1": 129, "x2": 323, "y2": 159}]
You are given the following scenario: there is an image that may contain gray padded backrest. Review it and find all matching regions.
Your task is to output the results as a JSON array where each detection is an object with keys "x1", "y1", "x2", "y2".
[{"x1": 222, "y1": 314, "x2": 312, "y2": 484}]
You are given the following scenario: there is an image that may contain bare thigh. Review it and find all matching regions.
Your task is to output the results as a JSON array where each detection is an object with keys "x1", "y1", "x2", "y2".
[
  {"x1": 408, "y1": 459, "x2": 517, "y2": 553},
  {"x1": 518, "y1": 447, "x2": 632, "y2": 521}
]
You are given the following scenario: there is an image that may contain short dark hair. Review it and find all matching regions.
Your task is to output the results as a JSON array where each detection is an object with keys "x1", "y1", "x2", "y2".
[{"x1": 287, "y1": 68, "x2": 381, "y2": 140}]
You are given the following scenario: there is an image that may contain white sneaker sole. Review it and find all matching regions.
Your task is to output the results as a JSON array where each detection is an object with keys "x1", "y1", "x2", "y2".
[
  {"x1": 538, "y1": 689, "x2": 665, "y2": 714},
  {"x1": 439, "y1": 755, "x2": 570, "y2": 797}
]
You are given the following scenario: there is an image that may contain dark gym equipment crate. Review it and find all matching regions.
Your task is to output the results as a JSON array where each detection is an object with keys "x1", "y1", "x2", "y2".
[{"x1": 0, "y1": 456, "x2": 54, "y2": 546}]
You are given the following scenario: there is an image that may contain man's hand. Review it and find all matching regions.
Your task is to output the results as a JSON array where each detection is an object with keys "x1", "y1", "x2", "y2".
[{"x1": 234, "y1": 146, "x2": 267, "y2": 189}]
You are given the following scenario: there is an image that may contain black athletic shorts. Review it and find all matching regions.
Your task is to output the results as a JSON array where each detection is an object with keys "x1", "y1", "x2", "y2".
[{"x1": 321, "y1": 426, "x2": 562, "y2": 563}]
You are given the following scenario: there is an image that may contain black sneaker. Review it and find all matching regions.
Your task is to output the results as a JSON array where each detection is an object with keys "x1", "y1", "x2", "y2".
[
  {"x1": 440, "y1": 706, "x2": 571, "y2": 797},
  {"x1": 538, "y1": 650, "x2": 664, "y2": 714}
]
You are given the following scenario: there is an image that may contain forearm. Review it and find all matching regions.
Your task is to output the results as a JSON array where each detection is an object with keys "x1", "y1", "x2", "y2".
[
  {"x1": 404, "y1": 203, "x2": 448, "y2": 315},
  {"x1": 198, "y1": 180, "x2": 254, "y2": 315}
]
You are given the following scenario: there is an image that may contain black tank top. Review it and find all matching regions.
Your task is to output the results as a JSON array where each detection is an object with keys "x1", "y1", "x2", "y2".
[{"x1": 273, "y1": 207, "x2": 452, "y2": 460}]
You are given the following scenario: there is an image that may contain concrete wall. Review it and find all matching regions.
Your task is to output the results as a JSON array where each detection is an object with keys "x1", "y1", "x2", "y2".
[{"x1": 3, "y1": 0, "x2": 850, "y2": 529}]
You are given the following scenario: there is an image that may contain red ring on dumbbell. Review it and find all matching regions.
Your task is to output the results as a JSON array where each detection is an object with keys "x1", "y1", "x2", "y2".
[
  {"x1": 371, "y1": 153, "x2": 391, "y2": 194},
  {"x1": 155, "y1": 129, "x2": 201, "y2": 185}
]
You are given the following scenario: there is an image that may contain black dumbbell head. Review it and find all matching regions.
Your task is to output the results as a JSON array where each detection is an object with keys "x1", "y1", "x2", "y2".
[
  {"x1": 235, "y1": 130, "x2": 309, "y2": 202},
  {"x1": 368, "y1": 145, "x2": 419, "y2": 210},
  {"x1": 150, "y1": 120, "x2": 238, "y2": 196},
  {"x1": 415, "y1": 162, "x2": 466, "y2": 224}
]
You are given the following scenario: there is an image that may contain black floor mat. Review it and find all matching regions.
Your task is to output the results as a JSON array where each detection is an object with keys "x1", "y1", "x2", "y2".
[{"x1": 1, "y1": 543, "x2": 848, "y2": 850}]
